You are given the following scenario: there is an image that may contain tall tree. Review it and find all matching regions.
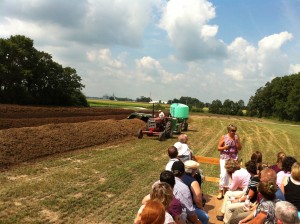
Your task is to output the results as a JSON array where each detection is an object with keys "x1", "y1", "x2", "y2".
[{"x1": 0, "y1": 35, "x2": 87, "y2": 106}]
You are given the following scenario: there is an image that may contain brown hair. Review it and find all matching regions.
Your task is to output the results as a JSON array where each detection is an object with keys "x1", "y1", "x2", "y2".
[
  {"x1": 277, "y1": 151, "x2": 286, "y2": 163},
  {"x1": 258, "y1": 181, "x2": 277, "y2": 200},
  {"x1": 150, "y1": 182, "x2": 173, "y2": 209},
  {"x1": 251, "y1": 151, "x2": 262, "y2": 163},
  {"x1": 141, "y1": 200, "x2": 165, "y2": 224},
  {"x1": 225, "y1": 159, "x2": 240, "y2": 175}
]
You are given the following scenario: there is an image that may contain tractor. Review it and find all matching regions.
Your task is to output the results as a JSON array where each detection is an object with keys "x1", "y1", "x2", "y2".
[{"x1": 128, "y1": 102, "x2": 189, "y2": 141}]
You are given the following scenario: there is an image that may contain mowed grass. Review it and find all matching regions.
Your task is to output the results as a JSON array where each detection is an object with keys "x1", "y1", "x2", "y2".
[
  {"x1": 0, "y1": 115, "x2": 300, "y2": 223},
  {"x1": 87, "y1": 99, "x2": 170, "y2": 111}
]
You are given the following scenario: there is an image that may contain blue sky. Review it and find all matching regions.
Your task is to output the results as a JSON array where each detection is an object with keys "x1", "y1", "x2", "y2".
[{"x1": 1, "y1": 0, "x2": 299, "y2": 104}]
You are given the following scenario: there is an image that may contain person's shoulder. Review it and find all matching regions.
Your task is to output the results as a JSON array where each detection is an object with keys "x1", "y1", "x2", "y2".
[{"x1": 174, "y1": 142, "x2": 181, "y2": 147}]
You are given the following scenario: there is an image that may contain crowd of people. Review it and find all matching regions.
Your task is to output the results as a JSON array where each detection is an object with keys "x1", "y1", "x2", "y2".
[{"x1": 133, "y1": 124, "x2": 300, "y2": 224}]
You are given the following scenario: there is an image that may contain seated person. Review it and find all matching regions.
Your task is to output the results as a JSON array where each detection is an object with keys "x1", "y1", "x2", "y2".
[
  {"x1": 218, "y1": 160, "x2": 259, "y2": 223},
  {"x1": 239, "y1": 181, "x2": 278, "y2": 224},
  {"x1": 182, "y1": 160, "x2": 209, "y2": 224},
  {"x1": 174, "y1": 134, "x2": 192, "y2": 162},
  {"x1": 135, "y1": 182, "x2": 175, "y2": 224},
  {"x1": 166, "y1": 146, "x2": 179, "y2": 171},
  {"x1": 216, "y1": 159, "x2": 250, "y2": 222},
  {"x1": 270, "y1": 151, "x2": 286, "y2": 173},
  {"x1": 275, "y1": 201, "x2": 300, "y2": 224},
  {"x1": 276, "y1": 156, "x2": 297, "y2": 187}
]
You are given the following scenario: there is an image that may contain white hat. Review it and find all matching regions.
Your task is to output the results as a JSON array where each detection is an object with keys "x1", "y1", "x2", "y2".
[{"x1": 184, "y1": 160, "x2": 199, "y2": 169}]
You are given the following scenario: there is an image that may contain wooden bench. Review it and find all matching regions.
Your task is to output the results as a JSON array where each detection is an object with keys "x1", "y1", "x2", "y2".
[{"x1": 194, "y1": 155, "x2": 220, "y2": 183}]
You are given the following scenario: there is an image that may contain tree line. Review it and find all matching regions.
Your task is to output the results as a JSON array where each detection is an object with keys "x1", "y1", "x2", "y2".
[
  {"x1": 0, "y1": 35, "x2": 87, "y2": 106},
  {"x1": 247, "y1": 73, "x2": 300, "y2": 121},
  {"x1": 137, "y1": 73, "x2": 300, "y2": 122}
]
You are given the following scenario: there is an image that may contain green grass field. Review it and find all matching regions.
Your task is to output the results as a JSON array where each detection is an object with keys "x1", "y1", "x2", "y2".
[
  {"x1": 87, "y1": 99, "x2": 170, "y2": 111},
  {"x1": 0, "y1": 114, "x2": 299, "y2": 223}
]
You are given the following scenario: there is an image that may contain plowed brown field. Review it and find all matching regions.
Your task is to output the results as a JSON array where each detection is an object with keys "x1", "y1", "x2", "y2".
[{"x1": 0, "y1": 104, "x2": 145, "y2": 168}]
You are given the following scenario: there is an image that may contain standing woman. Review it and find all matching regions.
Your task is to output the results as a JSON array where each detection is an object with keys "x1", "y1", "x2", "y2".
[{"x1": 217, "y1": 124, "x2": 242, "y2": 199}]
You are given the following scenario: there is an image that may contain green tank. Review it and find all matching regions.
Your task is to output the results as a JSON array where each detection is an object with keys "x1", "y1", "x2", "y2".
[{"x1": 170, "y1": 103, "x2": 189, "y2": 118}]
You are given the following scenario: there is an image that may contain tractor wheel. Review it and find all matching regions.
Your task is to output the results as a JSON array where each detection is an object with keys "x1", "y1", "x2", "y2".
[
  {"x1": 165, "y1": 121, "x2": 173, "y2": 138},
  {"x1": 158, "y1": 132, "x2": 166, "y2": 141},
  {"x1": 183, "y1": 122, "x2": 188, "y2": 131},
  {"x1": 137, "y1": 129, "x2": 143, "y2": 139}
]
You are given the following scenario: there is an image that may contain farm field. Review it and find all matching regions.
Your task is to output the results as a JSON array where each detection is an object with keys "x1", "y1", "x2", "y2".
[{"x1": 0, "y1": 104, "x2": 300, "y2": 223}]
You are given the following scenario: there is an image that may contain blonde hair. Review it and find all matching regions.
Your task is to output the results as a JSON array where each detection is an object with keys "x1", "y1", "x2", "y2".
[
  {"x1": 291, "y1": 162, "x2": 300, "y2": 181},
  {"x1": 227, "y1": 124, "x2": 237, "y2": 132},
  {"x1": 150, "y1": 182, "x2": 173, "y2": 209},
  {"x1": 178, "y1": 134, "x2": 188, "y2": 143}
]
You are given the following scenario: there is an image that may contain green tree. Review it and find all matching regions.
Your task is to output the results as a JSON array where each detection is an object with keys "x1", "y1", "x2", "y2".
[{"x1": 0, "y1": 35, "x2": 87, "y2": 106}]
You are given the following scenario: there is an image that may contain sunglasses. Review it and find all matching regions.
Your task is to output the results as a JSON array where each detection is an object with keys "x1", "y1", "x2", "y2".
[{"x1": 230, "y1": 130, "x2": 236, "y2": 132}]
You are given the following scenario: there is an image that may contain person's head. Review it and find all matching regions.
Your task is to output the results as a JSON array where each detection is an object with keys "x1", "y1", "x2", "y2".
[
  {"x1": 150, "y1": 182, "x2": 173, "y2": 209},
  {"x1": 227, "y1": 124, "x2": 237, "y2": 137},
  {"x1": 260, "y1": 168, "x2": 277, "y2": 183},
  {"x1": 178, "y1": 134, "x2": 188, "y2": 143},
  {"x1": 245, "y1": 160, "x2": 257, "y2": 175},
  {"x1": 258, "y1": 181, "x2": 277, "y2": 200},
  {"x1": 159, "y1": 170, "x2": 175, "y2": 188},
  {"x1": 184, "y1": 160, "x2": 199, "y2": 175},
  {"x1": 167, "y1": 146, "x2": 178, "y2": 159},
  {"x1": 140, "y1": 200, "x2": 165, "y2": 224},
  {"x1": 282, "y1": 156, "x2": 297, "y2": 173},
  {"x1": 291, "y1": 162, "x2": 300, "y2": 181},
  {"x1": 276, "y1": 152, "x2": 286, "y2": 163},
  {"x1": 171, "y1": 160, "x2": 185, "y2": 177},
  {"x1": 225, "y1": 159, "x2": 240, "y2": 176},
  {"x1": 251, "y1": 151, "x2": 263, "y2": 164},
  {"x1": 275, "y1": 201, "x2": 300, "y2": 224}
]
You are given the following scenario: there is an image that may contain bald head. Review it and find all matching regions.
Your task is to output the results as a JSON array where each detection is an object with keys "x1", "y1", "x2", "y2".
[{"x1": 260, "y1": 168, "x2": 277, "y2": 183}]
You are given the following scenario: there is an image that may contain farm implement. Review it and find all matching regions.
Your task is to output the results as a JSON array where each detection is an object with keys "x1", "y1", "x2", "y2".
[{"x1": 128, "y1": 103, "x2": 189, "y2": 141}]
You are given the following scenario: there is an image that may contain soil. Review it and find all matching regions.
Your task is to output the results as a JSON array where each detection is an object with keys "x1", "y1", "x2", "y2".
[{"x1": 0, "y1": 104, "x2": 146, "y2": 168}]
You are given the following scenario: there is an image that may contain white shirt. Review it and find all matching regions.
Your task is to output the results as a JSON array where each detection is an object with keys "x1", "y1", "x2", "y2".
[
  {"x1": 165, "y1": 158, "x2": 179, "y2": 171},
  {"x1": 174, "y1": 142, "x2": 191, "y2": 157}
]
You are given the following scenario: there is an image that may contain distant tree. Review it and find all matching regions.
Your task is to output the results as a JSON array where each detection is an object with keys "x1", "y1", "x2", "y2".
[
  {"x1": 136, "y1": 96, "x2": 151, "y2": 102},
  {"x1": 0, "y1": 35, "x2": 87, "y2": 106},
  {"x1": 209, "y1": 99, "x2": 222, "y2": 114}
]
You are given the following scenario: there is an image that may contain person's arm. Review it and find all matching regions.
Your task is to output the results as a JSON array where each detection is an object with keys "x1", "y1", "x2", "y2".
[
  {"x1": 218, "y1": 136, "x2": 229, "y2": 151},
  {"x1": 190, "y1": 181, "x2": 203, "y2": 209},
  {"x1": 239, "y1": 210, "x2": 255, "y2": 223},
  {"x1": 235, "y1": 134, "x2": 242, "y2": 151},
  {"x1": 280, "y1": 176, "x2": 288, "y2": 194},
  {"x1": 245, "y1": 212, "x2": 267, "y2": 224}
]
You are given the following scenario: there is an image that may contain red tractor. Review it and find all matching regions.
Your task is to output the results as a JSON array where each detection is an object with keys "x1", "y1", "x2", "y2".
[{"x1": 137, "y1": 117, "x2": 173, "y2": 141}]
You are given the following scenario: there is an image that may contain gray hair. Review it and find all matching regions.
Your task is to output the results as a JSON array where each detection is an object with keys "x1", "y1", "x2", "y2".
[{"x1": 275, "y1": 201, "x2": 300, "y2": 224}]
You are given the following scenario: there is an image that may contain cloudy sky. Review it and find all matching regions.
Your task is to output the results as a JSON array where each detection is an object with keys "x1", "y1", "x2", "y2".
[{"x1": 1, "y1": 0, "x2": 300, "y2": 103}]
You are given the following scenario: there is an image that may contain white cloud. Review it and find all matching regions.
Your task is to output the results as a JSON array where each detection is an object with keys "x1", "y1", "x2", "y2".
[
  {"x1": 289, "y1": 64, "x2": 300, "y2": 74},
  {"x1": 87, "y1": 49, "x2": 124, "y2": 69},
  {"x1": 258, "y1": 32, "x2": 293, "y2": 50},
  {"x1": 159, "y1": 0, "x2": 226, "y2": 60}
]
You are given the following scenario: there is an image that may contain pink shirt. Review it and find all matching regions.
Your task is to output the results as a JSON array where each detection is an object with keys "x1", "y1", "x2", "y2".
[
  {"x1": 276, "y1": 171, "x2": 291, "y2": 187},
  {"x1": 229, "y1": 168, "x2": 251, "y2": 192}
]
